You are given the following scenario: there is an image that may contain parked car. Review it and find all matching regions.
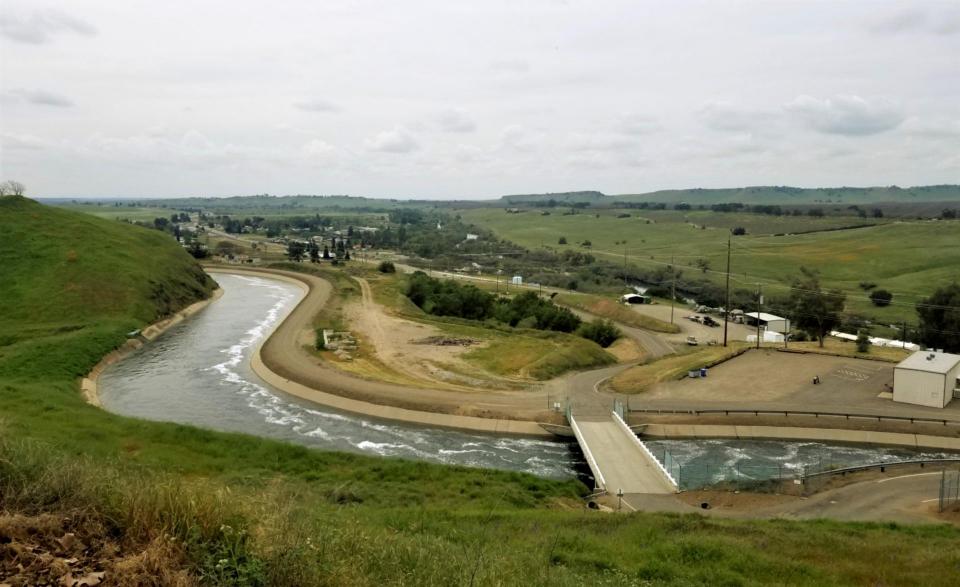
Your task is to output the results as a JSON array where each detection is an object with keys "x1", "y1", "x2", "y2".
[{"x1": 686, "y1": 336, "x2": 699, "y2": 346}]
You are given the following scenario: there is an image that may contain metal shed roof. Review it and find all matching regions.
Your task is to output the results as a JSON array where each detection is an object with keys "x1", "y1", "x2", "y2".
[
  {"x1": 744, "y1": 312, "x2": 786, "y2": 322},
  {"x1": 896, "y1": 350, "x2": 960, "y2": 374}
]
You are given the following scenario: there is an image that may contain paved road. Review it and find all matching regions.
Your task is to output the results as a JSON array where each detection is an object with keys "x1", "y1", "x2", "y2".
[
  {"x1": 575, "y1": 416, "x2": 676, "y2": 494},
  {"x1": 619, "y1": 471, "x2": 952, "y2": 524}
]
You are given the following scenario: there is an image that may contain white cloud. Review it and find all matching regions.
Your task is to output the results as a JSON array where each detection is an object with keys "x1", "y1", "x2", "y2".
[
  {"x1": 698, "y1": 101, "x2": 771, "y2": 132},
  {"x1": 364, "y1": 127, "x2": 419, "y2": 153},
  {"x1": 614, "y1": 114, "x2": 660, "y2": 136},
  {"x1": 294, "y1": 99, "x2": 340, "y2": 113},
  {"x1": 1, "y1": 132, "x2": 49, "y2": 151},
  {"x1": 436, "y1": 109, "x2": 476, "y2": 133},
  {"x1": 6, "y1": 89, "x2": 74, "y2": 107},
  {"x1": 868, "y1": 8, "x2": 960, "y2": 35},
  {"x1": 784, "y1": 95, "x2": 904, "y2": 136},
  {"x1": 0, "y1": 10, "x2": 96, "y2": 44}
]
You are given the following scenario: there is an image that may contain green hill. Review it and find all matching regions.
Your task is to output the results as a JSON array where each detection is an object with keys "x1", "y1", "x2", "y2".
[
  {"x1": 3, "y1": 196, "x2": 959, "y2": 585},
  {"x1": 613, "y1": 184, "x2": 960, "y2": 206}
]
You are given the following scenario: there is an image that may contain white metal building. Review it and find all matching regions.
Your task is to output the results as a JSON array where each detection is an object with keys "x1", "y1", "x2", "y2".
[
  {"x1": 893, "y1": 350, "x2": 960, "y2": 408},
  {"x1": 743, "y1": 312, "x2": 790, "y2": 334}
]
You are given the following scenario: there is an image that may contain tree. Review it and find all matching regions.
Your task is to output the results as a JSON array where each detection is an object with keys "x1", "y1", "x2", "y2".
[
  {"x1": 0, "y1": 180, "x2": 25, "y2": 196},
  {"x1": 378, "y1": 261, "x2": 396, "y2": 273},
  {"x1": 308, "y1": 242, "x2": 320, "y2": 263},
  {"x1": 856, "y1": 331, "x2": 871, "y2": 353},
  {"x1": 322, "y1": 245, "x2": 330, "y2": 259},
  {"x1": 872, "y1": 208, "x2": 884, "y2": 218},
  {"x1": 558, "y1": 236, "x2": 567, "y2": 245},
  {"x1": 869, "y1": 289, "x2": 893, "y2": 307},
  {"x1": 731, "y1": 227, "x2": 746, "y2": 236},
  {"x1": 916, "y1": 283, "x2": 960, "y2": 352},
  {"x1": 286, "y1": 241, "x2": 306, "y2": 262},
  {"x1": 187, "y1": 241, "x2": 209, "y2": 259},
  {"x1": 153, "y1": 217, "x2": 170, "y2": 230},
  {"x1": 577, "y1": 319, "x2": 622, "y2": 347},
  {"x1": 787, "y1": 267, "x2": 845, "y2": 347},
  {"x1": 941, "y1": 209, "x2": 957, "y2": 220}
]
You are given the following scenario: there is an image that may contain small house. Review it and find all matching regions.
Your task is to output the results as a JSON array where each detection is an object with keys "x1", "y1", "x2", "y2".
[{"x1": 893, "y1": 350, "x2": 960, "y2": 408}]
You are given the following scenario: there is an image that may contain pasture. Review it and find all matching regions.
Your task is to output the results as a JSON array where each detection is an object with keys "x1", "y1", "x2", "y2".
[{"x1": 458, "y1": 207, "x2": 960, "y2": 325}]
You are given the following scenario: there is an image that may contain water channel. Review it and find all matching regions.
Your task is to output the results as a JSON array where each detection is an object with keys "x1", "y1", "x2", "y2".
[{"x1": 99, "y1": 272, "x2": 959, "y2": 488}]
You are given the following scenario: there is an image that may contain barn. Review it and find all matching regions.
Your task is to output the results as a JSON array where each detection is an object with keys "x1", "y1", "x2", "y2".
[{"x1": 893, "y1": 350, "x2": 960, "y2": 408}]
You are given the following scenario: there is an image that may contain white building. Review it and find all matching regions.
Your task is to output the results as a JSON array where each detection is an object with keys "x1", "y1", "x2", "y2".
[
  {"x1": 743, "y1": 312, "x2": 790, "y2": 334},
  {"x1": 511, "y1": 275, "x2": 523, "y2": 285},
  {"x1": 893, "y1": 350, "x2": 960, "y2": 408}
]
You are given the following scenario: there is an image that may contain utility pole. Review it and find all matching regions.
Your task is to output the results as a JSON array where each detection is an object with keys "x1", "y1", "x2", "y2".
[
  {"x1": 670, "y1": 255, "x2": 676, "y2": 325},
  {"x1": 902, "y1": 322, "x2": 907, "y2": 349},
  {"x1": 723, "y1": 237, "x2": 731, "y2": 347},
  {"x1": 755, "y1": 283, "x2": 763, "y2": 349},
  {"x1": 623, "y1": 246, "x2": 628, "y2": 289}
]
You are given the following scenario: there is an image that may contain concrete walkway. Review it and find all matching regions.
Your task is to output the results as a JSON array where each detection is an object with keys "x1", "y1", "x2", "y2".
[{"x1": 572, "y1": 413, "x2": 677, "y2": 494}]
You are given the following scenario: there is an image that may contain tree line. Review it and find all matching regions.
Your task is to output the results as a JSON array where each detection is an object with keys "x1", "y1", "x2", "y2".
[{"x1": 403, "y1": 272, "x2": 620, "y2": 347}]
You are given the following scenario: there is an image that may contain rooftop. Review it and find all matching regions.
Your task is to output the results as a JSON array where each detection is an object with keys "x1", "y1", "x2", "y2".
[
  {"x1": 744, "y1": 312, "x2": 786, "y2": 322},
  {"x1": 896, "y1": 350, "x2": 960, "y2": 374}
]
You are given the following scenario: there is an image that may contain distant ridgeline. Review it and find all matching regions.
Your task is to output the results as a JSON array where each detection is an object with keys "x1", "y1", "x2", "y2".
[
  {"x1": 500, "y1": 185, "x2": 960, "y2": 207},
  {"x1": 127, "y1": 184, "x2": 960, "y2": 212}
]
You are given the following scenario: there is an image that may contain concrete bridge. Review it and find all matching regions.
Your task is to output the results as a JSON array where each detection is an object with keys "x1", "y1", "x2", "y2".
[{"x1": 568, "y1": 405, "x2": 678, "y2": 495}]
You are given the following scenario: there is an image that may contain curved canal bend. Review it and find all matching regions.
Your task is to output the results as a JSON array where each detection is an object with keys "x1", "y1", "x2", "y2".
[{"x1": 99, "y1": 272, "x2": 960, "y2": 486}]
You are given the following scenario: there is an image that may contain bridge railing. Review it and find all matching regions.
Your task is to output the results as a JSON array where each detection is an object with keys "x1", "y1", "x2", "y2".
[
  {"x1": 568, "y1": 413, "x2": 607, "y2": 494},
  {"x1": 629, "y1": 407, "x2": 960, "y2": 427},
  {"x1": 610, "y1": 411, "x2": 678, "y2": 490}
]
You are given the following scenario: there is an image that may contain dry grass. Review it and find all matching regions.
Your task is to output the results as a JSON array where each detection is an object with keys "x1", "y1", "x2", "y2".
[
  {"x1": 770, "y1": 338, "x2": 911, "y2": 362},
  {"x1": 555, "y1": 293, "x2": 681, "y2": 333},
  {"x1": 609, "y1": 343, "x2": 751, "y2": 393}
]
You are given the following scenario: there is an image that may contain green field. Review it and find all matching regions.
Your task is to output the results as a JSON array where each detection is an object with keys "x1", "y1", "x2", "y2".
[
  {"x1": 5, "y1": 195, "x2": 960, "y2": 585},
  {"x1": 459, "y1": 207, "x2": 960, "y2": 325},
  {"x1": 54, "y1": 202, "x2": 179, "y2": 222}
]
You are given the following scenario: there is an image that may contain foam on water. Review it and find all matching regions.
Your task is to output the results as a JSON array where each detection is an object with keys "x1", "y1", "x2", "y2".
[{"x1": 98, "y1": 273, "x2": 578, "y2": 480}]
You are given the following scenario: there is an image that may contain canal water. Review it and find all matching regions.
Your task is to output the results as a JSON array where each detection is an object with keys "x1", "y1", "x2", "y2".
[
  {"x1": 99, "y1": 272, "x2": 959, "y2": 487},
  {"x1": 99, "y1": 273, "x2": 576, "y2": 479}
]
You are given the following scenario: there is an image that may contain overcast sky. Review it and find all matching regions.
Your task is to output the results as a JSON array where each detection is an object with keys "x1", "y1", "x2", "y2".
[{"x1": 2, "y1": 0, "x2": 959, "y2": 199}]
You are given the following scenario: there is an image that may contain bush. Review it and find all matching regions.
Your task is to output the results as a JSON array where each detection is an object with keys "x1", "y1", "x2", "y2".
[
  {"x1": 377, "y1": 261, "x2": 396, "y2": 273},
  {"x1": 577, "y1": 319, "x2": 622, "y2": 348},
  {"x1": 731, "y1": 227, "x2": 746, "y2": 236},
  {"x1": 791, "y1": 330, "x2": 809, "y2": 342},
  {"x1": 870, "y1": 289, "x2": 893, "y2": 307},
  {"x1": 558, "y1": 236, "x2": 567, "y2": 245},
  {"x1": 859, "y1": 281, "x2": 877, "y2": 290},
  {"x1": 856, "y1": 331, "x2": 872, "y2": 353}
]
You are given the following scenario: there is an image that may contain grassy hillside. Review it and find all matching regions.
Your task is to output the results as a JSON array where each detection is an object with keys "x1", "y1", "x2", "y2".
[
  {"x1": 458, "y1": 207, "x2": 960, "y2": 325},
  {"x1": 615, "y1": 184, "x2": 960, "y2": 205},
  {"x1": 3, "y1": 196, "x2": 960, "y2": 584}
]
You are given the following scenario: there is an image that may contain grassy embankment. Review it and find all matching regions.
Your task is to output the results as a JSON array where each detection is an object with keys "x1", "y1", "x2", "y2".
[
  {"x1": 6, "y1": 196, "x2": 960, "y2": 585},
  {"x1": 459, "y1": 207, "x2": 960, "y2": 325},
  {"x1": 610, "y1": 343, "x2": 752, "y2": 393},
  {"x1": 554, "y1": 292, "x2": 680, "y2": 334},
  {"x1": 360, "y1": 267, "x2": 616, "y2": 380}
]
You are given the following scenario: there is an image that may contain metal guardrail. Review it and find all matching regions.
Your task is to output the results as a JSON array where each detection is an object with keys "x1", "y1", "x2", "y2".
[
  {"x1": 802, "y1": 458, "x2": 960, "y2": 479},
  {"x1": 629, "y1": 407, "x2": 960, "y2": 427}
]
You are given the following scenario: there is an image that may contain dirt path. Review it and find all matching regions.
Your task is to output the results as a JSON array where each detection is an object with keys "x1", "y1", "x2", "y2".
[{"x1": 346, "y1": 278, "x2": 525, "y2": 390}]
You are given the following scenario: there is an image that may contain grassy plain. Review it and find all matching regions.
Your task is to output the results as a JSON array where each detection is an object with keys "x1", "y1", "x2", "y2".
[
  {"x1": 55, "y1": 202, "x2": 177, "y2": 222},
  {"x1": 6, "y1": 196, "x2": 960, "y2": 584},
  {"x1": 554, "y1": 292, "x2": 680, "y2": 333},
  {"x1": 459, "y1": 207, "x2": 960, "y2": 325}
]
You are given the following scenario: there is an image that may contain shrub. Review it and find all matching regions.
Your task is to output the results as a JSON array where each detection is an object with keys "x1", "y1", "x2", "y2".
[
  {"x1": 856, "y1": 331, "x2": 872, "y2": 353},
  {"x1": 578, "y1": 319, "x2": 622, "y2": 348},
  {"x1": 558, "y1": 236, "x2": 567, "y2": 245},
  {"x1": 731, "y1": 227, "x2": 746, "y2": 236},
  {"x1": 377, "y1": 261, "x2": 396, "y2": 273},
  {"x1": 870, "y1": 289, "x2": 893, "y2": 307}
]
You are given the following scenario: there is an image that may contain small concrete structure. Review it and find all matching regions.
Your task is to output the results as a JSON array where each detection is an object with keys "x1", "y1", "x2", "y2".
[
  {"x1": 893, "y1": 350, "x2": 960, "y2": 408},
  {"x1": 744, "y1": 311, "x2": 790, "y2": 334},
  {"x1": 511, "y1": 275, "x2": 523, "y2": 285}
]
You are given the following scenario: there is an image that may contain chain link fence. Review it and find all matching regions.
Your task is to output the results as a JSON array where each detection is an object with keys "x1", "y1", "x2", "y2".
[{"x1": 941, "y1": 469, "x2": 960, "y2": 513}]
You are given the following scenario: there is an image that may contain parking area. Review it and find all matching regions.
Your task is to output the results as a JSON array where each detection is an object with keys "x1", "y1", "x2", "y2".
[
  {"x1": 626, "y1": 303, "x2": 754, "y2": 345},
  {"x1": 631, "y1": 349, "x2": 960, "y2": 418}
]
